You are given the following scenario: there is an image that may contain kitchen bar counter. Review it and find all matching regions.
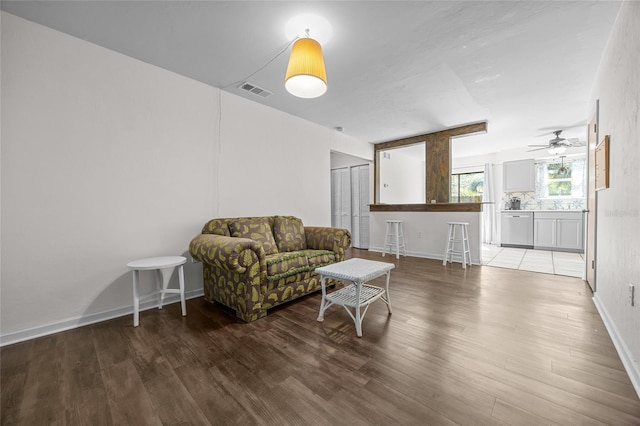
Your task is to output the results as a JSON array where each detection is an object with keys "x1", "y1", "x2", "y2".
[
  {"x1": 370, "y1": 203, "x2": 482, "y2": 212},
  {"x1": 370, "y1": 210, "x2": 482, "y2": 263}
]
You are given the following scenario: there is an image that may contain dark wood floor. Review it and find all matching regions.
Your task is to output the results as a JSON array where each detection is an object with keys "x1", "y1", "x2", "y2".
[{"x1": 2, "y1": 249, "x2": 639, "y2": 425}]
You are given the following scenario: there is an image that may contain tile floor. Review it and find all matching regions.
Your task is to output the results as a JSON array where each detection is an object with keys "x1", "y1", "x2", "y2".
[{"x1": 482, "y1": 244, "x2": 584, "y2": 278}]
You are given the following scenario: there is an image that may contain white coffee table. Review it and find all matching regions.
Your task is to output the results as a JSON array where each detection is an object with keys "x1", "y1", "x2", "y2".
[
  {"x1": 316, "y1": 258, "x2": 394, "y2": 337},
  {"x1": 127, "y1": 256, "x2": 187, "y2": 327}
]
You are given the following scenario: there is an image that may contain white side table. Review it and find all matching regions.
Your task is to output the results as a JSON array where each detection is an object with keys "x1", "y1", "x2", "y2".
[{"x1": 126, "y1": 256, "x2": 187, "y2": 327}]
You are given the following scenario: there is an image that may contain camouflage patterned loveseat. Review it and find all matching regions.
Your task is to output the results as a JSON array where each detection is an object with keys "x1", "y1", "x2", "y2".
[{"x1": 189, "y1": 216, "x2": 351, "y2": 322}]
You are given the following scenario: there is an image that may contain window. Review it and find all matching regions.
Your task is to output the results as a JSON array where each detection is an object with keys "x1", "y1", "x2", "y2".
[
  {"x1": 536, "y1": 157, "x2": 586, "y2": 199},
  {"x1": 547, "y1": 161, "x2": 572, "y2": 196},
  {"x1": 450, "y1": 171, "x2": 484, "y2": 203}
]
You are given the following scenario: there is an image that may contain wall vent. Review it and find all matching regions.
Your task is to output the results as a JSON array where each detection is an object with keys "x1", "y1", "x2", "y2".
[{"x1": 238, "y1": 82, "x2": 273, "y2": 98}]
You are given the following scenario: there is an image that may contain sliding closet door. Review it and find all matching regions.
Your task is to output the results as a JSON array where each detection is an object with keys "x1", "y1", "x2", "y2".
[
  {"x1": 351, "y1": 165, "x2": 370, "y2": 249},
  {"x1": 332, "y1": 165, "x2": 370, "y2": 249},
  {"x1": 331, "y1": 168, "x2": 351, "y2": 231}
]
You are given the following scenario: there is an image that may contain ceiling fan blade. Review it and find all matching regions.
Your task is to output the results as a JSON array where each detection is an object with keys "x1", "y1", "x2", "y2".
[
  {"x1": 528, "y1": 144, "x2": 549, "y2": 147},
  {"x1": 526, "y1": 146, "x2": 549, "y2": 152},
  {"x1": 556, "y1": 139, "x2": 587, "y2": 148}
]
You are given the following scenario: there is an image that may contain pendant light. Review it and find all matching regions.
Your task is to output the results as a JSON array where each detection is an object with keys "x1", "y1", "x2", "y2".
[
  {"x1": 285, "y1": 30, "x2": 327, "y2": 98},
  {"x1": 558, "y1": 156, "x2": 569, "y2": 176}
]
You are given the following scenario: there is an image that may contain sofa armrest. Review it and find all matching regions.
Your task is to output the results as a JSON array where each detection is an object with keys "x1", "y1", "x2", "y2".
[
  {"x1": 304, "y1": 226, "x2": 352, "y2": 262},
  {"x1": 189, "y1": 234, "x2": 264, "y2": 273}
]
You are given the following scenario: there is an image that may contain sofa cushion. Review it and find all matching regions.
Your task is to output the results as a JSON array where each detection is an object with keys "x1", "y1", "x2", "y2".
[
  {"x1": 273, "y1": 216, "x2": 307, "y2": 252},
  {"x1": 302, "y1": 249, "x2": 336, "y2": 268},
  {"x1": 265, "y1": 251, "x2": 309, "y2": 279},
  {"x1": 229, "y1": 217, "x2": 278, "y2": 255},
  {"x1": 202, "y1": 218, "x2": 231, "y2": 236}
]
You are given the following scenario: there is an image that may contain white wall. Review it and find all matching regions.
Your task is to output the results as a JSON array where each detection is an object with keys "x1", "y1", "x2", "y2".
[
  {"x1": 588, "y1": 1, "x2": 640, "y2": 395},
  {"x1": 1, "y1": 12, "x2": 217, "y2": 341},
  {"x1": 215, "y1": 93, "x2": 372, "y2": 225},
  {"x1": 0, "y1": 13, "x2": 372, "y2": 343}
]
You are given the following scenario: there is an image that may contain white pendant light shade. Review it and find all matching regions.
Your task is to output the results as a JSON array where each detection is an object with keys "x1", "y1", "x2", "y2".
[
  {"x1": 285, "y1": 37, "x2": 327, "y2": 98},
  {"x1": 548, "y1": 146, "x2": 567, "y2": 155}
]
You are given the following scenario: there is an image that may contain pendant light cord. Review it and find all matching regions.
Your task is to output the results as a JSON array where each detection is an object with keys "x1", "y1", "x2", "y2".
[{"x1": 223, "y1": 37, "x2": 299, "y2": 89}]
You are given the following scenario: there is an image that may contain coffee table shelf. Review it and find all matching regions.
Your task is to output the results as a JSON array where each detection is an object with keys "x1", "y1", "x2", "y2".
[{"x1": 325, "y1": 283, "x2": 386, "y2": 307}]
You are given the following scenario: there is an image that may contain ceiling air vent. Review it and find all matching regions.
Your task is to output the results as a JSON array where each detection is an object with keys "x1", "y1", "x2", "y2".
[{"x1": 238, "y1": 82, "x2": 273, "y2": 98}]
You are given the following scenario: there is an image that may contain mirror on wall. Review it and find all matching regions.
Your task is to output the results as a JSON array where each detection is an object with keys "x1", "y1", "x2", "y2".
[{"x1": 377, "y1": 142, "x2": 426, "y2": 204}]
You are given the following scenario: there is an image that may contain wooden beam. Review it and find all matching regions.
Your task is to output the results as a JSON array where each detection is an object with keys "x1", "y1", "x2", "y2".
[{"x1": 374, "y1": 121, "x2": 487, "y2": 151}]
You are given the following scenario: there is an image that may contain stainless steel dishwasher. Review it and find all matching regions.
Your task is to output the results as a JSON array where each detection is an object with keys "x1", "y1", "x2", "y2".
[{"x1": 501, "y1": 211, "x2": 534, "y2": 248}]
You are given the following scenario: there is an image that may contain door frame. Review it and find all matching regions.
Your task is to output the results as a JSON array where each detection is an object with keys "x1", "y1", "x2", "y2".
[{"x1": 585, "y1": 101, "x2": 599, "y2": 292}]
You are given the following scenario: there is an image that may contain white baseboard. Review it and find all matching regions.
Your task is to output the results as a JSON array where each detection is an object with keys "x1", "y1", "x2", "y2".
[
  {"x1": 592, "y1": 294, "x2": 640, "y2": 399},
  {"x1": 367, "y1": 246, "x2": 481, "y2": 265},
  {"x1": 0, "y1": 288, "x2": 204, "y2": 347}
]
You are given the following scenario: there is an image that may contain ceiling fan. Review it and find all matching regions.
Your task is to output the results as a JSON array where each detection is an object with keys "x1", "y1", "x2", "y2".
[{"x1": 527, "y1": 130, "x2": 585, "y2": 154}]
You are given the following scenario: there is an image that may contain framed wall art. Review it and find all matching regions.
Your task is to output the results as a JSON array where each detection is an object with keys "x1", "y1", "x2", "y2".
[{"x1": 595, "y1": 134, "x2": 610, "y2": 190}]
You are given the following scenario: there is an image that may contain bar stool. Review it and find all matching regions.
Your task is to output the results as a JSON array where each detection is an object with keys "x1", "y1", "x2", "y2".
[
  {"x1": 383, "y1": 220, "x2": 406, "y2": 259},
  {"x1": 443, "y1": 222, "x2": 471, "y2": 268}
]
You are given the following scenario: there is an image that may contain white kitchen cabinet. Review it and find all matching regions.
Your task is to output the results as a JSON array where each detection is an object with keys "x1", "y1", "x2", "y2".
[
  {"x1": 556, "y1": 216, "x2": 583, "y2": 250},
  {"x1": 503, "y1": 159, "x2": 535, "y2": 192},
  {"x1": 533, "y1": 212, "x2": 583, "y2": 252},
  {"x1": 533, "y1": 217, "x2": 556, "y2": 247}
]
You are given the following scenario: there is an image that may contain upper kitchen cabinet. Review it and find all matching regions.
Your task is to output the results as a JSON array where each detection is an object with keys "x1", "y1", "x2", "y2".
[{"x1": 503, "y1": 159, "x2": 535, "y2": 192}]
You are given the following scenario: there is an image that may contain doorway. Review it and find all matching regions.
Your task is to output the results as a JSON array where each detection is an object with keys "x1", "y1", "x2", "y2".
[
  {"x1": 585, "y1": 107, "x2": 598, "y2": 291},
  {"x1": 330, "y1": 152, "x2": 372, "y2": 249}
]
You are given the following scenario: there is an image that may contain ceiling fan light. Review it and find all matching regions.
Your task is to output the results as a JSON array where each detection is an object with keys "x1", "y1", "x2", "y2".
[
  {"x1": 285, "y1": 37, "x2": 327, "y2": 98},
  {"x1": 548, "y1": 146, "x2": 567, "y2": 155}
]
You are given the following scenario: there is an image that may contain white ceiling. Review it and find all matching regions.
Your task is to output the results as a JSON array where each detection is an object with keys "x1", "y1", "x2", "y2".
[{"x1": 1, "y1": 1, "x2": 621, "y2": 158}]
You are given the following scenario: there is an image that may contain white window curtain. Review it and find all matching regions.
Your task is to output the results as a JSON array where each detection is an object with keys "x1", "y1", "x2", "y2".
[
  {"x1": 571, "y1": 158, "x2": 586, "y2": 197},
  {"x1": 482, "y1": 163, "x2": 497, "y2": 244},
  {"x1": 536, "y1": 160, "x2": 550, "y2": 198}
]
